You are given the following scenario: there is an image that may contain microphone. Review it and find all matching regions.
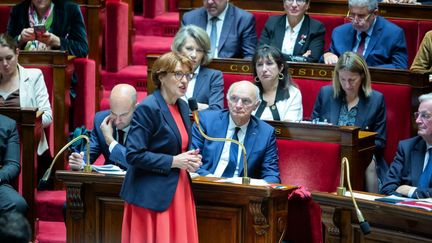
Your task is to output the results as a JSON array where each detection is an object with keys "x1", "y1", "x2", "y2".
[
  {"x1": 38, "y1": 135, "x2": 92, "y2": 189},
  {"x1": 187, "y1": 98, "x2": 250, "y2": 184},
  {"x1": 337, "y1": 157, "x2": 371, "y2": 235}
]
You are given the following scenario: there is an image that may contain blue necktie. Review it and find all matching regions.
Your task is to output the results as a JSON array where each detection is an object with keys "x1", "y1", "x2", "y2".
[
  {"x1": 210, "y1": 17, "x2": 218, "y2": 58},
  {"x1": 222, "y1": 127, "x2": 240, "y2": 177},
  {"x1": 418, "y1": 148, "x2": 432, "y2": 189}
]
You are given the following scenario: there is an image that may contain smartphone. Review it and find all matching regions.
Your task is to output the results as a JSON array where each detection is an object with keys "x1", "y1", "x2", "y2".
[{"x1": 33, "y1": 24, "x2": 46, "y2": 38}]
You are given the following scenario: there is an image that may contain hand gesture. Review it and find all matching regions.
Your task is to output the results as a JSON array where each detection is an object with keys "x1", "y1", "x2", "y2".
[
  {"x1": 19, "y1": 28, "x2": 35, "y2": 43},
  {"x1": 100, "y1": 115, "x2": 115, "y2": 145},
  {"x1": 68, "y1": 152, "x2": 84, "y2": 171},
  {"x1": 172, "y1": 149, "x2": 202, "y2": 172},
  {"x1": 323, "y1": 52, "x2": 339, "y2": 65}
]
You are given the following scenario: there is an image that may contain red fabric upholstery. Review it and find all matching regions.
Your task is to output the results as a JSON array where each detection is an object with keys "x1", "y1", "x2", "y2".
[
  {"x1": 251, "y1": 11, "x2": 274, "y2": 39},
  {"x1": 73, "y1": 58, "x2": 96, "y2": 128},
  {"x1": 36, "y1": 190, "x2": 66, "y2": 222},
  {"x1": 105, "y1": 1, "x2": 129, "y2": 72},
  {"x1": 0, "y1": 6, "x2": 11, "y2": 33},
  {"x1": 418, "y1": 21, "x2": 432, "y2": 50},
  {"x1": 277, "y1": 139, "x2": 340, "y2": 243},
  {"x1": 132, "y1": 35, "x2": 173, "y2": 65},
  {"x1": 309, "y1": 14, "x2": 345, "y2": 51},
  {"x1": 36, "y1": 221, "x2": 66, "y2": 243},
  {"x1": 294, "y1": 78, "x2": 331, "y2": 120},
  {"x1": 221, "y1": 73, "x2": 253, "y2": 108},
  {"x1": 372, "y1": 83, "x2": 411, "y2": 164},
  {"x1": 388, "y1": 18, "x2": 418, "y2": 66}
]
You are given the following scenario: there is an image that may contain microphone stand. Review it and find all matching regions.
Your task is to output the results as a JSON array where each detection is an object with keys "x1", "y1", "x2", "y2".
[
  {"x1": 191, "y1": 108, "x2": 250, "y2": 185},
  {"x1": 39, "y1": 135, "x2": 91, "y2": 187},
  {"x1": 337, "y1": 157, "x2": 371, "y2": 235}
]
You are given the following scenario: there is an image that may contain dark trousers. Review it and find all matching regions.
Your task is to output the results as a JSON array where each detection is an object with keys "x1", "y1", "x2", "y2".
[{"x1": 0, "y1": 184, "x2": 27, "y2": 215}]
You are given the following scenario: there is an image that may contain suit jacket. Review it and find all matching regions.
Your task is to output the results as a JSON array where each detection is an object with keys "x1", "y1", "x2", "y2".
[
  {"x1": 190, "y1": 110, "x2": 280, "y2": 183},
  {"x1": 120, "y1": 90, "x2": 192, "y2": 211},
  {"x1": 181, "y1": 4, "x2": 257, "y2": 59},
  {"x1": 327, "y1": 16, "x2": 408, "y2": 69},
  {"x1": 259, "y1": 14, "x2": 325, "y2": 63},
  {"x1": 89, "y1": 110, "x2": 128, "y2": 170},
  {"x1": 0, "y1": 115, "x2": 20, "y2": 185},
  {"x1": 410, "y1": 30, "x2": 432, "y2": 73},
  {"x1": 7, "y1": 0, "x2": 89, "y2": 57},
  {"x1": 194, "y1": 67, "x2": 224, "y2": 110},
  {"x1": 18, "y1": 64, "x2": 52, "y2": 155},
  {"x1": 381, "y1": 136, "x2": 432, "y2": 198}
]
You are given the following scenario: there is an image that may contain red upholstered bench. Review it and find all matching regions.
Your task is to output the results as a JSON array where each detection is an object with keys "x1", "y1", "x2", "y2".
[
  {"x1": 293, "y1": 78, "x2": 331, "y2": 120},
  {"x1": 277, "y1": 139, "x2": 341, "y2": 243},
  {"x1": 0, "y1": 6, "x2": 11, "y2": 33}
]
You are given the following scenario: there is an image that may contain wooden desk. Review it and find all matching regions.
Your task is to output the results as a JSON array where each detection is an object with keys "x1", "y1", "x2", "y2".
[
  {"x1": 56, "y1": 171, "x2": 295, "y2": 243},
  {"x1": 0, "y1": 107, "x2": 42, "y2": 240},
  {"x1": 312, "y1": 191, "x2": 432, "y2": 242}
]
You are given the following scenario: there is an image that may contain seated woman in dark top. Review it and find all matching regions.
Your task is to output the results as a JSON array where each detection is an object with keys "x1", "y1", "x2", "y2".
[
  {"x1": 312, "y1": 51, "x2": 387, "y2": 192},
  {"x1": 7, "y1": 0, "x2": 88, "y2": 57},
  {"x1": 259, "y1": 0, "x2": 325, "y2": 62}
]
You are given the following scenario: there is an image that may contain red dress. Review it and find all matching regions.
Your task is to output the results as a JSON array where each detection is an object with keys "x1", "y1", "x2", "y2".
[{"x1": 121, "y1": 104, "x2": 199, "y2": 243}]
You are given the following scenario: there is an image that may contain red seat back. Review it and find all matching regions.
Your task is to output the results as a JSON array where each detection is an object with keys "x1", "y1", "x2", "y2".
[
  {"x1": 221, "y1": 73, "x2": 253, "y2": 108},
  {"x1": 388, "y1": 18, "x2": 418, "y2": 66},
  {"x1": 310, "y1": 14, "x2": 345, "y2": 51},
  {"x1": 0, "y1": 6, "x2": 11, "y2": 33},
  {"x1": 293, "y1": 78, "x2": 331, "y2": 120},
  {"x1": 105, "y1": 1, "x2": 129, "y2": 72}
]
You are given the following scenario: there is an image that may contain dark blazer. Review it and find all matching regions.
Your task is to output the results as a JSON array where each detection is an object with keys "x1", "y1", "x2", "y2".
[
  {"x1": 259, "y1": 14, "x2": 325, "y2": 63},
  {"x1": 120, "y1": 90, "x2": 192, "y2": 211},
  {"x1": 311, "y1": 85, "x2": 388, "y2": 179},
  {"x1": 88, "y1": 110, "x2": 128, "y2": 170},
  {"x1": 7, "y1": 0, "x2": 89, "y2": 57},
  {"x1": 0, "y1": 115, "x2": 20, "y2": 184},
  {"x1": 381, "y1": 136, "x2": 432, "y2": 198},
  {"x1": 181, "y1": 4, "x2": 257, "y2": 59},
  {"x1": 194, "y1": 67, "x2": 224, "y2": 110},
  {"x1": 326, "y1": 16, "x2": 407, "y2": 69},
  {"x1": 190, "y1": 110, "x2": 280, "y2": 183}
]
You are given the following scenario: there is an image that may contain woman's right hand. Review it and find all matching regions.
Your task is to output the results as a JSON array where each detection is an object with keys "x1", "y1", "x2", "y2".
[
  {"x1": 172, "y1": 149, "x2": 202, "y2": 172},
  {"x1": 20, "y1": 28, "x2": 35, "y2": 43}
]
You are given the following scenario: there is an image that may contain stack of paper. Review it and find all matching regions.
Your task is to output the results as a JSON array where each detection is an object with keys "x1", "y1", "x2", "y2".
[{"x1": 92, "y1": 164, "x2": 126, "y2": 175}]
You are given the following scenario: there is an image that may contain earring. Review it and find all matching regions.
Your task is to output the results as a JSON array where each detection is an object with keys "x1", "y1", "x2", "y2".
[
  {"x1": 278, "y1": 72, "x2": 284, "y2": 80},
  {"x1": 254, "y1": 76, "x2": 260, "y2": 83}
]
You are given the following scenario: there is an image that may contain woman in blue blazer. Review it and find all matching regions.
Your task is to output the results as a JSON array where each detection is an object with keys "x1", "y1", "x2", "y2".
[
  {"x1": 120, "y1": 52, "x2": 202, "y2": 242},
  {"x1": 312, "y1": 51, "x2": 387, "y2": 192},
  {"x1": 171, "y1": 24, "x2": 224, "y2": 110},
  {"x1": 259, "y1": 0, "x2": 325, "y2": 62}
]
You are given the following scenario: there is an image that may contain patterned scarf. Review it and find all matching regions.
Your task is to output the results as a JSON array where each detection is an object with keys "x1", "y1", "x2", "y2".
[{"x1": 25, "y1": 2, "x2": 54, "y2": 51}]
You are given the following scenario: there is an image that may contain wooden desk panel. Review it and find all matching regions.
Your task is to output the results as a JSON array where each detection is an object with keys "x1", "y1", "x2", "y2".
[
  {"x1": 57, "y1": 171, "x2": 294, "y2": 243},
  {"x1": 312, "y1": 191, "x2": 432, "y2": 242}
]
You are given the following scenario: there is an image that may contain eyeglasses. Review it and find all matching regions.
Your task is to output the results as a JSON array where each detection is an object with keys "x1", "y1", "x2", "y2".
[
  {"x1": 171, "y1": 71, "x2": 195, "y2": 81},
  {"x1": 284, "y1": 0, "x2": 307, "y2": 5},
  {"x1": 228, "y1": 95, "x2": 256, "y2": 106},
  {"x1": 414, "y1": 111, "x2": 432, "y2": 121},
  {"x1": 345, "y1": 10, "x2": 373, "y2": 24},
  {"x1": 184, "y1": 46, "x2": 205, "y2": 54}
]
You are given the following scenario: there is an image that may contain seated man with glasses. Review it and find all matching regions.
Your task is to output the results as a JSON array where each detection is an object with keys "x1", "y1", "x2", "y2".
[
  {"x1": 322, "y1": 0, "x2": 408, "y2": 69},
  {"x1": 381, "y1": 93, "x2": 432, "y2": 198},
  {"x1": 190, "y1": 81, "x2": 280, "y2": 183}
]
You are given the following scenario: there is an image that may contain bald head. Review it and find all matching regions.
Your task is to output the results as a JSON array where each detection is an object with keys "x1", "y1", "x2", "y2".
[
  {"x1": 227, "y1": 81, "x2": 261, "y2": 126},
  {"x1": 109, "y1": 84, "x2": 137, "y2": 129}
]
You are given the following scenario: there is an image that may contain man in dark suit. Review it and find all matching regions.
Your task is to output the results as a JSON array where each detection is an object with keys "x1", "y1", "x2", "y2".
[
  {"x1": 323, "y1": 0, "x2": 408, "y2": 69},
  {"x1": 0, "y1": 115, "x2": 27, "y2": 215},
  {"x1": 68, "y1": 84, "x2": 137, "y2": 170},
  {"x1": 381, "y1": 93, "x2": 432, "y2": 198},
  {"x1": 191, "y1": 81, "x2": 280, "y2": 183},
  {"x1": 181, "y1": 0, "x2": 257, "y2": 59}
]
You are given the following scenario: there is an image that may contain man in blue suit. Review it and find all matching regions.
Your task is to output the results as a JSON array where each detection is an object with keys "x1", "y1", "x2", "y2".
[
  {"x1": 323, "y1": 0, "x2": 408, "y2": 69},
  {"x1": 191, "y1": 81, "x2": 280, "y2": 183},
  {"x1": 381, "y1": 93, "x2": 432, "y2": 198},
  {"x1": 68, "y1": 84, "x2": 137, "y2": 170},
  {"x1": 181, "y1": 0, "x2": 257, "y2": 59}
]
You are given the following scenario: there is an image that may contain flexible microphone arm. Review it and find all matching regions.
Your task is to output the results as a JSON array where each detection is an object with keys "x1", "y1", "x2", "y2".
[
  {"x1": 39, "y1": 135, "x2": 91, "y2": 186},
  {"x1": 337, "y1": 157, "x2": 371, "y2": 235},
  {"x1": 188, "y1": 98, "x2": 250, "y2": 184}
]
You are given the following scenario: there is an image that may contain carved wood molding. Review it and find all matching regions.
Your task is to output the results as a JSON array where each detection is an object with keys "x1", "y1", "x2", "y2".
[
  {"x1": 67, "y1": 182, "x2": 84, "y2": 220},
  {"x1": 321, "y1": 205, "x2": 340, "y2": 236},
  {"x1": 249, "y1": 200, "x2": 270, "y2": 236}
]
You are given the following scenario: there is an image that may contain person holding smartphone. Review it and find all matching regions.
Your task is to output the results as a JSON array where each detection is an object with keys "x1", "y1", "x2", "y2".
[{"x1": 6, "y1": 0, "x2": 88, "y2": 58}]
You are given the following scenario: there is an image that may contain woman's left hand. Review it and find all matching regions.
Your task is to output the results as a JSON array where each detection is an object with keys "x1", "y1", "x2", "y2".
[{"x1": 172, "y1": 149, "x2": 202, "y2": 172}]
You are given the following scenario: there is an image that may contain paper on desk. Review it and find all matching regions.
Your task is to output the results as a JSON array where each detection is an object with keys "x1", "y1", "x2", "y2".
[
  {"x1": 344, "y1": 191, "x2": 381, "y2": 201},
  {"x1": 216, "y1": 177, "x2": 269, "y2": 186},
  {"x1": 92, "y1": 164, "x2": 126, "y2": 175}
]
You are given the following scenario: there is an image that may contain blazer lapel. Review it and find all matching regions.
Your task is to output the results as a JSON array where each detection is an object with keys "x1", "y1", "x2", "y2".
[
  {"x1": 193, "y1": 69, "x2": 207, "y2": 97},
  {"x1": 177, "y1": 99, "x2": 192, "y2": 147},
  {"x1": 355, "y1": 96, "x2": 368, "y2": 129},
  {"x1": 197, "y1": 8, "x2": 208, "y2": 30},
  {"x1": 412, "y1": 140, "x2": 427, "y2": 185},
  {"x1": 218, "y1": 4, "x2": 234, "y2": 53},
  {"x1": 273, "y1": 15, "x2": 287, "y2": 50},
  {"x1": 347, "y1": 26, "x2": 357, "y2": 51},
  {"x1": 364, "y1": 17, "x2": 382, "y2": 59},
  {"x1": 330, "y1": 97, "x2": 341, "y2": 125},
  {"x1": 211, "y1": 112, "x2": 230, "y2": 164},
  {"x1": 293, "y1": 16, "x2": 309, "y2": 55},
  {"x1": 238, "y1": 119, "x2": 258, "y2": 176},
  {"x1": 154, "y1": 91, "x2": 182, "y2": 151}
]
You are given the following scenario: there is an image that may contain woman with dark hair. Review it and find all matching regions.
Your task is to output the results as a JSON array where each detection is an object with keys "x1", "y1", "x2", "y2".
[
  {"x1": 259, "y1": 0, "x2": 325, "y2": 62},
  {"x1": 252, "y1": 44, "x2": 303, "y2": 121},
  {"x1": 7, "y1": 0, "x2": 88, "y2": 57},
  {"x1": 312, "y1": 51, "x2": 387, "y2": 192},
  {"x1": 120, "y1": 52, "x2": 201, "y2": 243},
  {"x1": 0, "y1": 33, "x2": 52, "y2": 155}
]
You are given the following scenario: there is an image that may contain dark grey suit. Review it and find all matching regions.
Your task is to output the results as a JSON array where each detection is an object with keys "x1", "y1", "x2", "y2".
[{"x1": 194, "y1": 67, "x2": 224, "y2": 110}]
